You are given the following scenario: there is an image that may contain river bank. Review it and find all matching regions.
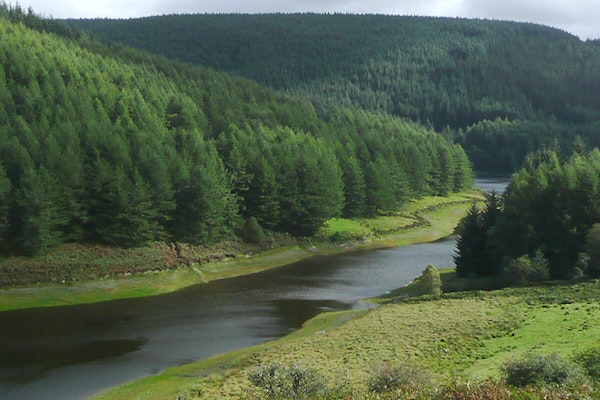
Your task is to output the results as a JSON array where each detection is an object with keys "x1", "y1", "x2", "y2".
[
  {"x1": 0, "y1": 191, "x2": 481, "y2": 312},
  {"x1": 94, "y1": 269, "x2": 600, "y2": 399}
]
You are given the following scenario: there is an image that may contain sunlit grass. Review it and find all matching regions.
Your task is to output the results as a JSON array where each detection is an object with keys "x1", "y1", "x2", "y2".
[{"x1": 94, "y1": 279, "x2": 600, "y2": 399}]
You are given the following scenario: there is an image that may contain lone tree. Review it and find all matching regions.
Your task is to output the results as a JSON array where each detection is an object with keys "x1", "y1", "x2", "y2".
[{"x1": 420, "y1": 264, "x2": 442, "y2": 296}]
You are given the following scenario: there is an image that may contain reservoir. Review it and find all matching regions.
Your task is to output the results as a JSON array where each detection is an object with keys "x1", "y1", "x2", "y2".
[{"x1": 0, "y1": 178, "x2": 507, "y2": 399}]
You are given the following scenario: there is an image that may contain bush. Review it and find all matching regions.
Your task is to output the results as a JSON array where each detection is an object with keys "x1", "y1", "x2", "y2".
[
  {"x1": 503, "y1": 250, "x2": 550, "y2": 286},
  {"x1": 367, "y1": 362, "x2": 430, "y2": 394},
  {"x1": 573, "y1": 347, "x2": 600, "y2": 381},
  {"x1": 420, "y1": 264, "x2": 443, "y2": 296},
  {"x1": 241, "y1": 217, "x2": 267, "y2": 246},
  {"x1": 434, "y1": 379, "x2": 596, "y2": 400},
  {"x1": 248, "y1": 363, "x2": 328, "y2": 399},
  {"x1": 502, "y1": 352, "x2": 584, "y2": 387},
  {"x1": 435, "y1": 380, "x2": 511, "y2": 400}
]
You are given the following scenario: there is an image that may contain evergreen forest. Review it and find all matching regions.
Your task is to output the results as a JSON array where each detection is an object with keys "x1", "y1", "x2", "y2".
[
  {"x1": 0, "y1": 5, "x2": 472, "y2": 257},
  {"x1": 455, "y1": 147, "x2": 600, "y2": 281},
  {"x1": 69, "y1": 13, "x2": 600, "y2": 172}
]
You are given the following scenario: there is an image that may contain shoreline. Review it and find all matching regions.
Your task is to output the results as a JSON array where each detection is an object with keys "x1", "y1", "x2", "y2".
[{"x1": 0, "y1": 191, "x2": 481, "y2": 313}]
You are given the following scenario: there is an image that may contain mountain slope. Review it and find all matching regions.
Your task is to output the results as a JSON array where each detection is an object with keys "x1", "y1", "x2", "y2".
[
  {"x1": 69, "y1": 14, "x2": 600, "y2": 126},
  {"x1": 0, "y1": 5, "x2": 471, "y2": 256},
  {"x1": 69, "y1": 14, "x2": 600, "y2": 171}
]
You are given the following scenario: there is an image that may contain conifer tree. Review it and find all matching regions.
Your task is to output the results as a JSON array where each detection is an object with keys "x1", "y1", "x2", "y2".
[
  {"x1": 16, "y1": 166, "x2": 69, "y2": 255},
  {"x1": 0, "y1": 164, "x2": 10, "y2": 253},
  {"x1": 454, "y1": 203, "x2": 486, "y2": 278},
  {"x1": 340, "y1": 154, "x2": 367, "y2": 218}
]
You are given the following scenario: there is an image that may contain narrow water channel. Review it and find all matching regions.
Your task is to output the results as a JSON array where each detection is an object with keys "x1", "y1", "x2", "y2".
[{"x1": 0, "y1": 178, "x2": 507, "y2": 400}]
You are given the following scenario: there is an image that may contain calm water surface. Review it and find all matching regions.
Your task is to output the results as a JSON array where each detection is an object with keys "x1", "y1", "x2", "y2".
[{"x1": 0, "y1": 178, "x2": 508, "y2": 399}]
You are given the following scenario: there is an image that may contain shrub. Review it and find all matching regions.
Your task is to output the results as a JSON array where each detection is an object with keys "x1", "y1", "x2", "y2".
[
  {"x1": 248, "y1": 363, "x2": 328, "y2": 399},
  {"x1": 503, "y1": 250, "x2": 550, "y2": 286},
  {"x1": 435, "y1": 379, "x2": 595, "y2": 400},
  {"x1": 435, "y1": 380, "x2": 511, "y2": 400},
  {"x1": 502, "y1": 352, "x2": 583, "y2": 387},
  {"x1": 367, "y1": 362, "x2": 430, "y2": 394},
  {"x1": 241, "y1": 217, "x2": 267, "y2": 246},
  {"x1": 420, "y1": 264, "x2": 443, "y2": 296},
  {"x1": 573, "y1": 347, "x2": 600, "y2": 381}
]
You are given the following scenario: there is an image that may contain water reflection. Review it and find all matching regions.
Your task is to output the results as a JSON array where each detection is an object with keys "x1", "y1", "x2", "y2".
[
  {"x1": 268, "y1": 299, "x2": 353, "y2": 331},
  {"x1": 1, "y1": 338, "x2": 147, "y2": 383}
]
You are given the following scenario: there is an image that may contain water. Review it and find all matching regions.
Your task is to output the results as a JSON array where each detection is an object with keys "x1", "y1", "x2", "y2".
[
  {"x1": 0, "y1": 177, "x2": 508, "y2": 399},
  {"x1": 475, "y1": 175, "x2": 511, "y2": 194}
]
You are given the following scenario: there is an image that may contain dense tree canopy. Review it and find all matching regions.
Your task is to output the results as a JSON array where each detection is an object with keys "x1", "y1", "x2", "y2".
[
  {"x1": 455, "y1": 148, "x2": 600, "y2": 280},
  {"x1": 0, "y1": 5, "x2": 472, "y2": 256},
  {"x1": 69, "y1": 14, "x2": 600, "y2": 172}
]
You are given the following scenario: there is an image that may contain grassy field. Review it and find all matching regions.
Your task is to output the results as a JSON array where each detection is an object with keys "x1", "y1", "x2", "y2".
[
  {"x1": 0, "y1": 190, "x2": 481, "y2": 312},
  {"x1": 94, "y1": 278, "x2": 600, "y2": 399}
]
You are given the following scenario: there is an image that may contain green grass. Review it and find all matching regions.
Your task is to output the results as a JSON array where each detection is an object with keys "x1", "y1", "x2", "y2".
[
  {"x1": 317, "y1": 218, "x2": 374, "y2": 241},
  {"x1": 94, "y1": 279, "x2": 600, "y2": 399}
]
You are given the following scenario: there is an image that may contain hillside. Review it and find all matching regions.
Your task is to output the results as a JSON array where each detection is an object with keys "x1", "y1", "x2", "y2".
[
  {"x1": 68, "y1": 14, "x2": 600, "y2": 172},
  {"x1": 0, "y1": 5, "x2": 471, "y2": 259}
]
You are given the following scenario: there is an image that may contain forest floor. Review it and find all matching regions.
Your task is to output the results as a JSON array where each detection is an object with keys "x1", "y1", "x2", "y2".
[{"x1": 0, "y1": 190, "x2": 481, "y2": 312}]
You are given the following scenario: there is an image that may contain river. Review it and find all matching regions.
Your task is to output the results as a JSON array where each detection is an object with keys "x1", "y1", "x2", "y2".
[{"x1": 0, "y1": 178, "x2": 508, "y2": 399}]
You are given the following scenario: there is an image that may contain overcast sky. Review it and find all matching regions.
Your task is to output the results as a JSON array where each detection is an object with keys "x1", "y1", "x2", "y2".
[{"x1": 13, "y1": 0, "x2": 600, "y2": 40}]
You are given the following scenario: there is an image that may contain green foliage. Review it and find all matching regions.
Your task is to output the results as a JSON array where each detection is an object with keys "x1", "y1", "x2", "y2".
[
  {"x1": 248, "y1": 363, "x2": 329, "y2": 400},
  {"x1": 0, "y1": 164, "x2": 10, "y2": 251},
  {"x1": 585, "y1": 224, "x2": 600, "y2": 277},
  {"x1": 367, "y1": 362, "x2": 430, "y2": 394},
  {"x1": 502, "y1": 353, "x2": 584, "y2": 387},
  {"x1": 454, "y1": 192, "x2": 503, "y2": 279},
  {"x1": 456, "y1": 148, "x2": 600, "y2": 282},
  {"x1": 573, "y1": 347, "x2": 600, "y2": 382},
  {"x1": 420, "y1": 264, "x2": 443, "y2": 296},
  {"x1": 241, "y1": 217, "x2": 267, "y2": 246},
  {"x1": 436, "y1": 380, "x2": 513, "y2": 400},
  {"x1": 490, "y1": 148, "x2": 600, "y2": 279},
  {"x1": 454, "y1": 204, "x2": 488, "y2": 277},
  {"x1": 15, "y1": 166, "x2": 69, "y2": 255},
  {"x1": 71, "y1": 15, "x2": 600, "y2": 129},
  {"x1": 0, "y1": 6, "x2": 473, "y2": 256},
  {"x1": 71, "y1": 14, "x2": 600, "y2": 173},
  {"x1": 503, "y1": 251, "x2": 550, "y2": 286}
]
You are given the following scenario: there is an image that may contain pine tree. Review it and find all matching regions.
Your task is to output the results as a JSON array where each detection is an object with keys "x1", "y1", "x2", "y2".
[
  {"x1": 454, "y1": 203, "x2": 486, "y2": 278},
  {"x1": 341, "y1": 154, "x2": 367, "y2": 218},
  {"x1": 364, "y1": 157, "x2": 396, "y2": 216},
  {"x1": 246, "y1": 156, "x2": 280, "y2": 230},
  {"x1": 0, "y1": 164, "x2": 11, "y2": 253},
  {"x1": 16, "y1": 166, "x2": 69, "y2": 255}
]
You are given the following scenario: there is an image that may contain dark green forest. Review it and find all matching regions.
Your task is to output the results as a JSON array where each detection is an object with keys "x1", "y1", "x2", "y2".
[
  {"x1": 0, "y1": 5, "x2": 472, "y2": 256},
  {"x1": 68, "y1": 14, "x2": 600, "y2": 173},
  {"x1": 455, "y1": 147, "x2": 600, "y2": 281}
]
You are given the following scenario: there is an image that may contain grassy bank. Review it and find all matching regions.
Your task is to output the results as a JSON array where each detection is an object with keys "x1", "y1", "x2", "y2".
[
  {"x1": 94, "y1": 278, "x2": 600, "y2": 399},
  {"x1": 0, "y1": 190, "x2": 480, "y2": 311}
]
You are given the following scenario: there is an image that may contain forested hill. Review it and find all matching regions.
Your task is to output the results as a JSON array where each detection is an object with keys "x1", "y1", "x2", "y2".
[
  {"x1": 0, "y1": 5, "x2": 471, "y2": 257},
  {"x1": 68, "y1": 14, "x2": 600, "y2": 172}
]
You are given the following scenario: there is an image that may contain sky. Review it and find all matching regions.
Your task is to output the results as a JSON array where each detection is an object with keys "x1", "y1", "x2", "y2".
[{"x1": 12, "y1": 0, "x2": 600, "y2": 40}]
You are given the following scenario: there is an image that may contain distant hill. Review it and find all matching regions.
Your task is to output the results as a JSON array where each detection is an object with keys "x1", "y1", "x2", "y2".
[
  {"x1": 68, "y1": 14, "x2": 600, "y2": 172},
  {"x1": 0, "y1": 5, "x2": 471, "y2": 256}
]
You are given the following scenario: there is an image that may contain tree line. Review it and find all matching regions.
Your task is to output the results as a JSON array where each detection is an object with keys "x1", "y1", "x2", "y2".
[
  {"x1": 455, "y1": 147, "x2": 600, "y2": 281},
  {"x1": 68, "y1": 14, "x2": 600, "y2": 173},
  {"x1": 0, "y1": 6, "x2": 472, "y2": 256}
]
